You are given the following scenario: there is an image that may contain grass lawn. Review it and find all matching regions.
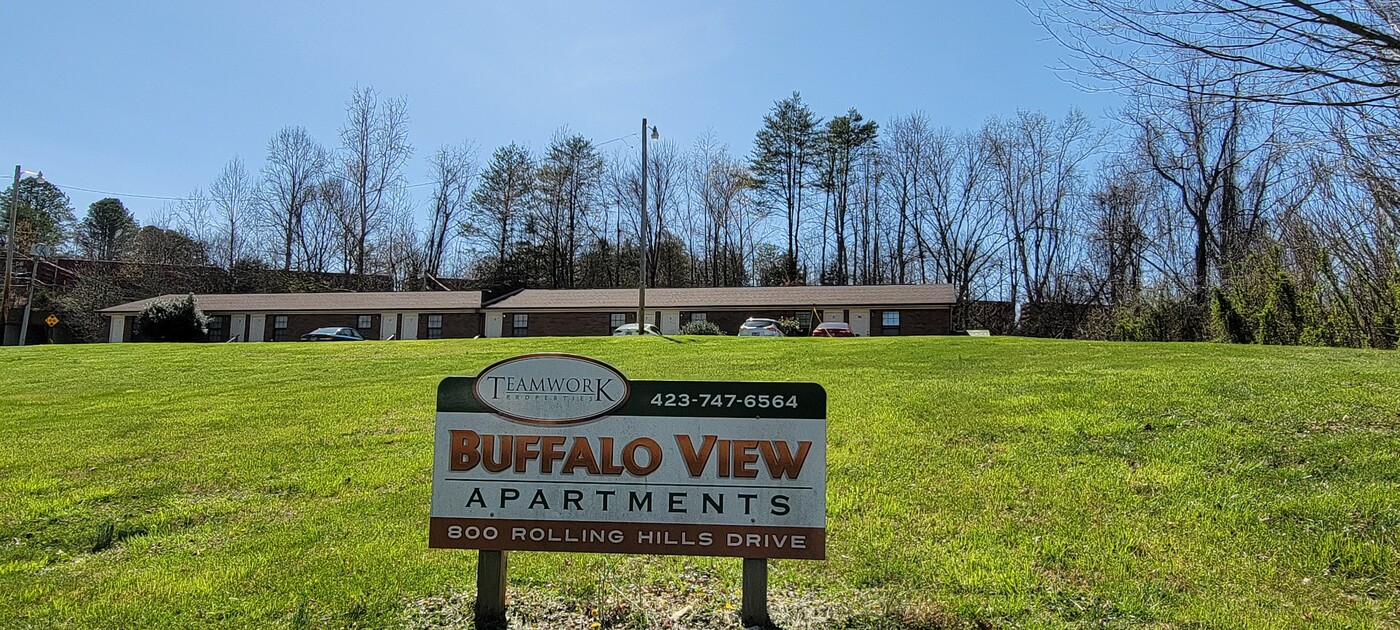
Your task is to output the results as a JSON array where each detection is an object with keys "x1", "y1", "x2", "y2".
[{"x1": 1, "y1": 336, "x2": 1398, "y2": 628}]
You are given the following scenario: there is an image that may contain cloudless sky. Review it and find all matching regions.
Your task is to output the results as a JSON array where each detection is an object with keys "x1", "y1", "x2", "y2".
[{"x1": 1, "y1": 1, "x2": 1120, "y2": 224}]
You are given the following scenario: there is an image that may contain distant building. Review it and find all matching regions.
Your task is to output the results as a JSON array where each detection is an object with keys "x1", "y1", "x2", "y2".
[
  {"x1": 98, "y1": 284, "x2": 956, "y2": 342},
  {"x1": 100, "y1": 292, "x2": 484, "y2": 343},
  {"x1": 482, "y1": 285, "x2": 956, "y2": 337}
]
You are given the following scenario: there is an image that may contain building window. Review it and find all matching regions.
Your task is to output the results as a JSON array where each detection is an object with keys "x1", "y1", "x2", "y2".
[
  {"x1": 881, "y1": 311, "x2": 901, "y2": 336},
  {"x1": 358, "y1": 315, "x2": 372, "y2": 330},
  {"x1": 273, "y1": 315, "x2": 289, "y2": 341},
  {"x1": 427, "y1": 314, "x2": 443, "y2": 339},
  {"x1": 795, "y1": 310, "x2": 813, "y2": 329},
  {"x1": 207, "y1": 317, "x2": 224, "y2": 342},
  {"x1": 512, "y1": 314, "x2": 528, "y2": 337},
  {"x1": 610, "y1": 313, "x2": 627, "y2": 330},
  {"x1": 690, "y1": 312, "x2": 707, "y2": 323}
]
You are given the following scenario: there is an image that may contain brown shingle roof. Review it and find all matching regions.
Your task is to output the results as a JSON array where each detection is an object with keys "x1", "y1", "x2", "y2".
[
  {"x1": 99, "y1": 291, "x2": 482, "y2": 315},
  {"x1": 487, "y1": 285, "x2": 955, "y2": 310}
]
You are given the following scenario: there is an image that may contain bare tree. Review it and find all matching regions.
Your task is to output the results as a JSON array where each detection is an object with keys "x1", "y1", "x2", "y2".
[
  {"x1": 604, "y1": 140, "x2": 688, "y2": 287},
  {"x1": 984, "y1": 109, "x2": 1102, "y2": 306},
  {"x1": 209, "y1": 157, "x2": 254, "y2": 268},
  {"x1": 1034, "y1": 0, "x2": 1400, "y2": 108},
  {"x1": 304, "y1": 177, "x2": 351, "y2": 273},
  {"x1": 375, "y1": 207, "x2": 425, "y2": 290},
  {"x1": 260, "y1": 126, "x2": 329, "y2": 271},
  {"x1": 535, "y1": 131, "x2": 604, "y2": 288},
  {"x1": 1088, "y1": 164, "x2": 1152, "y2": 306},
  {"x1": 1124, "y1": 70, "x2": 1289, "y2": 302},
  {"x1": 920, "y1": 129, "x2": 1003, "y2": 327},
  {"x1": 646, "y1": 140, "x2": 685, "y2": 287},
  {"x1": 883, "y1": 113, "x2": 934, "y2": 283},
  {"x1": 698, "y1": 145, "x2": 760, "y2": 286},
  {"x1": 338, "y1": 86, "x2": 413, "y2": 275},
  {"x1": 425, "y1": 142, "x2": 476, "y2": 278},
  {"x1": 1302, "y1": 109, "x2": 1400, "y2": 346}
]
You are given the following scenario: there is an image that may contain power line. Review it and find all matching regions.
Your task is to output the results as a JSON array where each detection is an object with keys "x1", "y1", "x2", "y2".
[
  {"x1": 50, "y1": 183, "x2": 189, "y2": 201},
  {"x1": 598, "y1": 132, "x2": 639, "y2": 149}
]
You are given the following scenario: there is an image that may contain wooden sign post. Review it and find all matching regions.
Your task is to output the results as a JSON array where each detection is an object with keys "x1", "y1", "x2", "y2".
[{"x1": 430, "y1": 354, "x2": 827, "y2": 628}]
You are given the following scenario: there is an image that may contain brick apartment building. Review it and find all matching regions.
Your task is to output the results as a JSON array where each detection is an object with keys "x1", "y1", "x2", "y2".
[
  {"x1": 100, "y1": 292, "x2": 484, "y2": 343},
  {"x1": 482, "y1": 285, "x2": 956, "y2": 337},
  {"x1": 99, "y1": 284, "x2": 956, "y2": 342}
]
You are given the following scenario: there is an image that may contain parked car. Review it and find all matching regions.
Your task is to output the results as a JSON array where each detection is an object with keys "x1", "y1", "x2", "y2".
[
  {"x1": 612, "y1": 323, "x2": 662, "y2": 336},
  {"x1": 811, "y1": 322, "x2": 855, "y2": 337},
  {"x1": 737, "y1": 318, "x2": 785, "y2": 337},
  {"x1": 300, "y1": 327, "x2": 366, "y2": 341}
]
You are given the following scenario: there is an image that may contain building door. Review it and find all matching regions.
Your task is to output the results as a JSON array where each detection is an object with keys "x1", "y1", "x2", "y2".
[
  {"x1": 380, "y1": 313, "x2": 398, "y2": 340},
  {"x1": 248, "y1": 314, "x2": 266, "y2": 342},
  {"x1": 400, "y1": 313, "x2": 419, "y2": 340},
  {"x1": 230, "y1": 314, "x2": 247, "y2": 342},
  {"x1": 660, "y1": 311, "x2": 681, "y2": 335},
  {"x1": 823, "y1": 310, "x2": 845, "y2": 323},
  {"x1": 849, "y1": 310, "x2": 870, "y2": 336},
  {"x1": 484, "y1": 312, "x2": 503, "y2": 338},
  {"x1": 108, "y1": 315, "x2": 126, "y2": 343}
]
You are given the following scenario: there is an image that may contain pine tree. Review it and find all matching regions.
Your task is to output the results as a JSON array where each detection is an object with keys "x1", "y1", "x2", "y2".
[{"x1": 751, "y1": 92, "x2": 820, "y2": 283}]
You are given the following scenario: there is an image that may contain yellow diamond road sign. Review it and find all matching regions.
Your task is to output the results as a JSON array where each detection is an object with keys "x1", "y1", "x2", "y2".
[{"x1": 45, "y1": 315, "x2": 59, "y2": 327}]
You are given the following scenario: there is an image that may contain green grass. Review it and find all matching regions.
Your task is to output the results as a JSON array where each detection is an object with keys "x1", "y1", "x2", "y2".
[{"x1": 1, "y1": 337, "x2": 1398, "y2": 628}]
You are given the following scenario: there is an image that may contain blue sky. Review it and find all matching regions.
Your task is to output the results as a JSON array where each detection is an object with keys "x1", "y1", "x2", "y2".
[{"x1": 1, "y1": 1, "x2": 1121, "y2": 223}]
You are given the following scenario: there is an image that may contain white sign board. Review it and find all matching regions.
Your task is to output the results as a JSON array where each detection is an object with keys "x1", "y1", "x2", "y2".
[{"x1": 430, "y1": 353, "x2": 827, "y2": 560}]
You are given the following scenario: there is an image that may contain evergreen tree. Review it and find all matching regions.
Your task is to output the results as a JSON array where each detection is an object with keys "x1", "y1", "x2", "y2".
[
  {"x1": 467, "y1": 144, "x2": 535, "y2": 286},
  {"x1": 0, "y1": 178, "x2": 75, "y2": 250},
  {"x1": 816, "y1": 109, "x2": 878, "y2": 285},
  {"x1": 76, "y1": 198, "x2": 138, "y2": 260},
  {"x1": 534, "y1": 133, "x2": 603, "y2": 288},
  {"x1": 751, "y1": 92, "x2": 819, "y2": 283}
]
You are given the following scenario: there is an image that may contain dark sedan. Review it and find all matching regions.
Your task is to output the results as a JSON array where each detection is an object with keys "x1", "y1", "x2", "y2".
[{"x1": 300, "y1": 327, "x2": 366, "y2": 341}]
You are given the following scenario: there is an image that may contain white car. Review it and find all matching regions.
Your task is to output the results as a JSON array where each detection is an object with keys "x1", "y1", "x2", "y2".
[
  {"x1": 737, "y1": 318, "x2": 785, "y2": 337},
  {"x1": 612, "y1": 323, "x2": 662, "y2": 336}
]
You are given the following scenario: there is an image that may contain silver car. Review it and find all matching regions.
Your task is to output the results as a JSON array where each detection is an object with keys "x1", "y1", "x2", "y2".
[
  {"x1": 737, "y1": 318, "x2": 784, "y2": 337},
  {"x1": 612, "y1": 323, "x2": 662, "y2": 336}
]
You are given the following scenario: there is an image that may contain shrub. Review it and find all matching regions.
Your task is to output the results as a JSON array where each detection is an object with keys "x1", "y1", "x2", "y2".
[
  {"x1": 679, "y1": 320, "x2": 723, "y2": 335},
  {"x1": 1212, "y1": 288, "x2": 1253, "y2": 344},
  {"x1": 134, "y1": 294, "x2": 209, "y2": 342},
  {"x1": 775, "y1": 317, "x2": 804, "y2": 337},
  {"x1": 1109, "y1": 307, "x2": 1146, "y2": 342},
  {"x1": 1256, "y1": 271, "x2": 1304, "y2": 345}
]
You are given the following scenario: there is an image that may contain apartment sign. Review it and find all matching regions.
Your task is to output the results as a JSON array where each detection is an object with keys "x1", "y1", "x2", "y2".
[{"x1": 430, "y1": 353, "x2": 827, "y2": 560}]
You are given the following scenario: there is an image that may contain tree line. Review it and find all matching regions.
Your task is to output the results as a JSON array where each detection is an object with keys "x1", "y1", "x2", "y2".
[{"x1": 4, "y1": 1, "x2": 1399, "y2": 348}]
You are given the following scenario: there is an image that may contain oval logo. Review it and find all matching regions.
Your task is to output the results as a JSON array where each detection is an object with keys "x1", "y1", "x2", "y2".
[{"x1": 472, "y1": 354, "x2": 630, "y2": 425}]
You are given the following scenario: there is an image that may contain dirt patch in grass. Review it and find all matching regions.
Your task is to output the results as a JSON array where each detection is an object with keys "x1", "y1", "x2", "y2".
[{"x1": 403, "y1": 584, "x2": 963, "y2": 629}]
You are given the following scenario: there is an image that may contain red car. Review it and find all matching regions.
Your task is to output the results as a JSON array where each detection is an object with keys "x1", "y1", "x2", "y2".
[{"x1": 812, "y1": 322, "x2": 855, "y2": 337}]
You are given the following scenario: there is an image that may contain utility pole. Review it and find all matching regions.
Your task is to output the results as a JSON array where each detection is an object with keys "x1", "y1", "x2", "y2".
[
  {"x1": 19, "y1": 256, "x2": 36, "y2": 347},
  {"x1": 2, "y1": 166, "x2": 21, "y2": 345},
  {"x1": 637, "y1": 118, "x2": 650, "y2": 332}
]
